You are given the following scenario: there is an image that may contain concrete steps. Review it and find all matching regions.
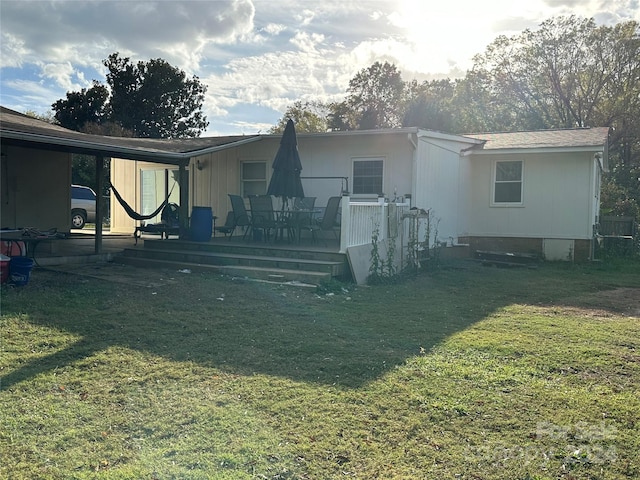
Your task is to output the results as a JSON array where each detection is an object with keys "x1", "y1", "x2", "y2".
[{"x1": 117, "y1": 238, "x2": 350, "y2": 285}]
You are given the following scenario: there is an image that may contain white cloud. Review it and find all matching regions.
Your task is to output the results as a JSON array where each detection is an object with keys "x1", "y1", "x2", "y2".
[
  {"x1": 0, "y1": 78, "x2": 65, "y2": 114},
  {"x1": 262, "y1": 23, "x2": 287, "y2": 35},
  {"x1": 1, "y1": 0, "x2": 638, "y2": 135},
  {"x1": 216, "y1": 120, "x2": 274, "y2": 136},
  {"x1": 5, "y1": 78, "x2": 55, "y2": 97},
  {"x1": 0, "y1": 32, "x2": 30, "y2": 68},
  {"x1": 295, "y1": 9, "x2": 317, "y2": 26},
  {"x1": 0, "y1": 0, "x2": 256, "y2": 76},
  {"x1": 40, "y1": 62, "x2": 86, "y2": 92},
  {"x1": 289, "y1": 32, "x2": 326, "y2": 52}
]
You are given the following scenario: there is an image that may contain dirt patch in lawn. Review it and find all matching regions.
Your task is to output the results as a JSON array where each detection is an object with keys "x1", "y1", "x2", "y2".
[
  {"x1": 40, "y1": 262, "x2": 182, "y2": 288},
  {"x1": 559, "y1": 287, "x2": 640, "y2": 318},
  {"x1": 590, "y1": 287, "x2": 640, "y2": 316},
  {"x1": 34, "y1": 263, "x2": 640, "y2": 317}
]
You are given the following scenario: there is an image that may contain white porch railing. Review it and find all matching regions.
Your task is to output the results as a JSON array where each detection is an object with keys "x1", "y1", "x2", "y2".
[{"x1": 339, "y1": 196, "x2": 412, "y2": 253}]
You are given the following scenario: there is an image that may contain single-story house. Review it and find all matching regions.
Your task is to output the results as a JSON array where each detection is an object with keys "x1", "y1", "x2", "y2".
[
  {"x1": 110, "y1": 126, "x2": 609, "y2": 261},
  {"x1": 1, "y1": 106, "x2": 609, "y2": 262}
]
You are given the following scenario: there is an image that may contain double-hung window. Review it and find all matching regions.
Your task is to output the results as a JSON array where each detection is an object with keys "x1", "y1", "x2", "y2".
[
  {"x1": 493, "y1": 160, "x2": 523, "y2": 205},
  {"x1": 241, "y1": 161, "x2": 267, "y2": 197},
  {"x1": 352, "y1": 158, "x2": 384, "y2": 195}
]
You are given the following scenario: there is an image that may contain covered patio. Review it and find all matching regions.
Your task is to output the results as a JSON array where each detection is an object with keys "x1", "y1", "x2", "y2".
[{"x1": 0, "y1": 106, "x2": 261, "y2": 256}]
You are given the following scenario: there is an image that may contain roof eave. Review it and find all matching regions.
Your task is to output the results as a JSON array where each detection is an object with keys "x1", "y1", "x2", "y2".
[
  {"x1": 294, "y1": 127, "x2": 420, "y2": 139},
  {"x1": 464, "y1": 145, "x2": 607, "y2": 156},
  {"x1": 187, "y1": 135, "x2": 262, "y2": 157},
  {"x1": 1, "y1": 129, "x2": 187, "y2": 164},
  {"x1": 1, "y1": 129, "x2": 263, "y2": 164}
]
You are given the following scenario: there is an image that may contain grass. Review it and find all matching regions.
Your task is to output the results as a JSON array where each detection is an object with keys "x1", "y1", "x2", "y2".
[{"x1": 1, "y1": 259, "x2": 639, "y2": 479}]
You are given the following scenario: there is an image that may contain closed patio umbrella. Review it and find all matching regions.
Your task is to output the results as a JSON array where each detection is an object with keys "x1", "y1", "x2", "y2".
[{"x1": 267, "y1": 119, "x2": 304, "y2": 208}]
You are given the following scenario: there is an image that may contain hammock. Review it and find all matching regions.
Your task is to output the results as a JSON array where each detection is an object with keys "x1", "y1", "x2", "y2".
[{"x1": 109, "y1": 182, "x2": 174, "y2": 222}]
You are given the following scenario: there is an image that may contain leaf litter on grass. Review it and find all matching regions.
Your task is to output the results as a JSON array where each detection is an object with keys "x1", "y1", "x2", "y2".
[{"x1": 1, "y1": 260, "x2": 639, "y2": 478}]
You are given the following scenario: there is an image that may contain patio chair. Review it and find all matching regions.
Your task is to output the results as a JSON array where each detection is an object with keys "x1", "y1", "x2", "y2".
[
  {"x1": 293, "y1": 196, "x2": 316, "y2": 211},
  {"x1": 248, "y1": 195, "x2": 286, "y2": 242},
  {"x1": 214, "y1": 211, "x2": 237, "y2": 239},
  {"x1": 302, "y1": 196, "x2": 341, "y2": 244},
  {"x1": 228, "y1": 194, "x2": 252, "y2": 240}
]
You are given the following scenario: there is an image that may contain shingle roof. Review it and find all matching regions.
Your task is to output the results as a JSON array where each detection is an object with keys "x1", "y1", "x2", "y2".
[
  {"x1": 0, "y1": 107, "x2": 261, "y2": 162},
  {"x1": 2, "y1": 106, "x2": 610, "y2": 163},
  {"x1": 464, "y1": 127, "x2": 609, "y2": 150}
]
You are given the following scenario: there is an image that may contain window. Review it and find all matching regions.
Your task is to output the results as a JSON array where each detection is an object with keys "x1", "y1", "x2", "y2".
[
  {"x1": 72, "y1": 186, "x2": 96, "y2": 200},
  {"x1": 241, "y1": 161, "x2": 267, "y2": 197},
  {"x1": 493, "y1": 160, "x2": 523, "y2": 204},
  {"x1": 353, "y1": 158, "x2": 383, "y2": 195}
]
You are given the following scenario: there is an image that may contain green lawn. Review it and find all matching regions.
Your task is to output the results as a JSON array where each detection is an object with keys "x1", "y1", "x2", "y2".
[{"x1": 1, "y1": 260, "x2": 639, "y2": 479}]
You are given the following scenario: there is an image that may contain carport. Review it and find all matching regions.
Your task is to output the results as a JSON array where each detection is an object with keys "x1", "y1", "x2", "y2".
[{"x1": 0, "y1": 107, "x2": 260, "y2": 254}]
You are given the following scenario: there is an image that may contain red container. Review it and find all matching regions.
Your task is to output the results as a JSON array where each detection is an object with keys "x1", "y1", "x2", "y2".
[{"x1": 0, "y1": 254, "x2": 10, "y2": 284}]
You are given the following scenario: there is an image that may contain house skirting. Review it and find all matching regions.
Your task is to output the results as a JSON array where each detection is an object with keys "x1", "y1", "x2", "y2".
[{"x1": 457, "y1": 236, "x2": 592, "y2": 262}]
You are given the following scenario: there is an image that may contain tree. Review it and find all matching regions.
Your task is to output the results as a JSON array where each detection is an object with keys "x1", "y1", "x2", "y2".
[
  {"x1": 600, "y1": 177, "x2": 640, "y2": 218},
  {"x1": 52, "y1": 52, "x2": 209, "y2": 139},
  {"x1": 458, "y1": 16, "x2": 640, "y2": 217},
  {"x1": 466, "y1": 16, "x2": 640, "y2": 134},
  {"x1": 24, "y1": 110, "x2": 56, "y2": 124},
  {"x1": 269, "y1": 101, "x2": 329, "y2": 134},
  {"x1": 104, "y1": 53, "x2": 208, "y2": 138},
  {"x1": 402, "y1": 79, "x2": 456, "y2": 132},
  {"x1": 329, "y1": 61, "x2": 407, "y2": 130},
  {"x1": 52, "y1": 81, "x2": 109, "y2": 131},
  {"x1": 327, "y1": 100, "x2": 360, "y2": 131}
]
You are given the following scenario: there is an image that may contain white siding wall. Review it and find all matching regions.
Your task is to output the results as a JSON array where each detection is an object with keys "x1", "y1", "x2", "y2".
[
  {"x1": 413, "y1": 137, "x2": 470, "y2": 243},
  {"x1": 296, "y1": 134, "x2": 414, "y2": 205},
  {"x1": 466, "y1": 152, "x2": 596, "y2": 239},
  {"x1": 110, "y1": 158, "x2": 137, "y2": 234},
  {"x1": 191, "y1": 133, "x2": 416, "y2": 216},
  {"x1": 192, "y1": 148, "x2": 241, "y2": 220}
]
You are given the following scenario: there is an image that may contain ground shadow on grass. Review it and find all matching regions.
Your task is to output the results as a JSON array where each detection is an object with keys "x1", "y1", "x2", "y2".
[{"x1": 2, "y1": 261, "x2": 637, "y2": 390}]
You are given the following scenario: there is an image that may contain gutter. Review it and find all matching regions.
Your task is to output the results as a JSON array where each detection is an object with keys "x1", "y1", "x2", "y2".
[
  {"x1": 1, "y1": 129, "x2": 263, "y2": 164},
  {"x1": 185, "y1": 135, "x2": 263, "y2": 157},
  {"x1": 461, "y1": 145, "x2": 606, "y2": 156}
]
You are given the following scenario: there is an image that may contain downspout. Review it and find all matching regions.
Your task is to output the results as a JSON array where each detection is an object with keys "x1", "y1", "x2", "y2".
[
  {"x1": 407, "y1": 132, "x2": 417, "y2": 150},
  {"x1": 408, "y1": 133, "x2": 417, "y2": 208},
  {"x1": 592, "y1": 152, "x2": 604, "y2": 261}
]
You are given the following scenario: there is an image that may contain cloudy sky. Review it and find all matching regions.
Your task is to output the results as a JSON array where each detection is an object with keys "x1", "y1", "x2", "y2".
[{"x1": 1, "y1": 0, "x2": 639, "y2": 136}]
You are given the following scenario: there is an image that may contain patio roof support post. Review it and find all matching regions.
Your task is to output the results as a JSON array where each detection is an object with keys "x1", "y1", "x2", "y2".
[
  {"x1": 94, "y1": 155, "x2": 104, "y2": 254},
  {"x1": 178, "y1": 161, "x2": 189, "y2": 239},
  {"x1": 339, "y1": 194, "x2": 350, "y2": 253}
]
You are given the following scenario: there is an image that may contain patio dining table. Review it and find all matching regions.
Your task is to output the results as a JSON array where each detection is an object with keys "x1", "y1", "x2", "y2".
[{"x1": 278, "y1": 208, "x2": 321, "y2": 243}]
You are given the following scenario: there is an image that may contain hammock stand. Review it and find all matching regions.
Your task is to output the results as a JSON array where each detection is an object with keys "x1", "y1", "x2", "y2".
[{"x1": 109, "y1": 182, "x2": 180, "y2": 243}]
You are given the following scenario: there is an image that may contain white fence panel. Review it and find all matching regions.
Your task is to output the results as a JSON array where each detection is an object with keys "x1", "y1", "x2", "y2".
[{"x1": 342, "y1": 201, "x2": 411, "y2": 250}]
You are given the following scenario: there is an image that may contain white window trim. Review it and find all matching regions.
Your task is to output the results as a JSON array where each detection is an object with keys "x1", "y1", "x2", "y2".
[
  {"x1": 351, "y1": 156, "x2": 385, "y2": 198},
  {"x1": 491, "y1": 159, "x2": 524, "y2": 207},
  {"x1": 240, "y1": 160, "x2": 267, "y2": 197}
]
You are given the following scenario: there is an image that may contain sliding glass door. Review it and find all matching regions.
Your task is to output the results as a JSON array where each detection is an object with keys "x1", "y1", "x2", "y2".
[{"x1": 140, "y1": 168, "x2": 182, "y2": 223}]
